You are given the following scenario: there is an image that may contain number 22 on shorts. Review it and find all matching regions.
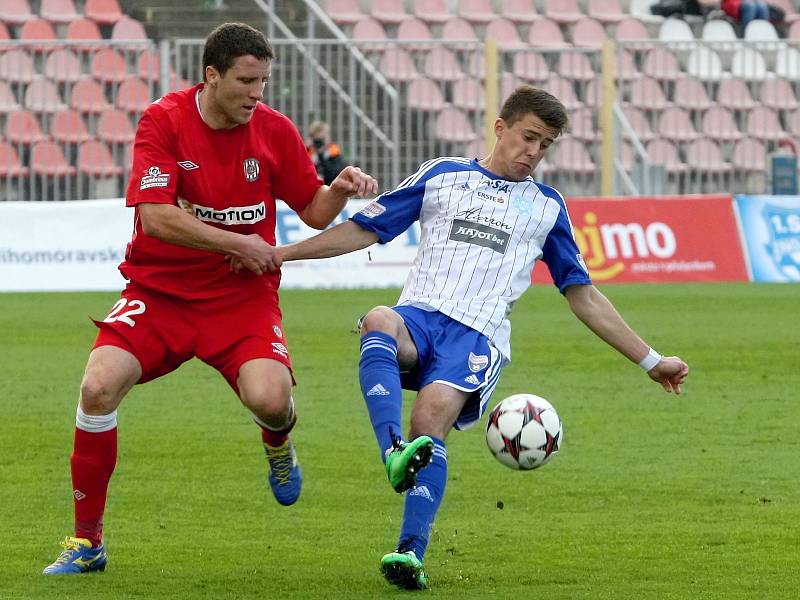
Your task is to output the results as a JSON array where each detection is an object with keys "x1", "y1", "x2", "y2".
[{"x1": 103, "y1": 298, "x2": 146, "y2": 327}]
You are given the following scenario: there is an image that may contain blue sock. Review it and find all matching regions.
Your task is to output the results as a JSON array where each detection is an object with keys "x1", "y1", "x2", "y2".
[
  {"x1": 397, "y1": 437, "x2": 447, "y2": 561},
  {"x1": 359, "y1": 332, "x2": 403, "y2": 461}
]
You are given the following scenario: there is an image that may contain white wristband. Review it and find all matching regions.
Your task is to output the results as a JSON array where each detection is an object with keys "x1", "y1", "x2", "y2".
[{"x1": 638, "y1": 347, "x2": 662, "y2": 371}]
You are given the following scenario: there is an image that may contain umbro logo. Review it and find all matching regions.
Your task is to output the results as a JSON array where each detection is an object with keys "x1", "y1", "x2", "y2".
[
  {"x1": 367, "y1": 383, "x2": 390, "y2": 396},
  {"x1": 178, "y1": 160, "x2": 199, "y2": 170},
  {"x1": 73, "y1": 489, "x2": 86, "y2": 501},
  {"x1": 464, "y1": 374, "x2": 480, "y2": 385}
]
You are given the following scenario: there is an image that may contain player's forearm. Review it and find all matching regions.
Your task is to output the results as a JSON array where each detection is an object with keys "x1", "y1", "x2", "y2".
[
  {"x1": 280, "y1": 220, "x2": 378, "y2": 261},
  {"x1": 298, "y1": 185, "x2": 350, "y2": 229}
]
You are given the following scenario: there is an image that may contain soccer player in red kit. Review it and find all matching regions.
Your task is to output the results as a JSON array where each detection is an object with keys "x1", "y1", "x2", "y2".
[{"x1": 43, "y1": 22, "x2": 378, "y2": 575}]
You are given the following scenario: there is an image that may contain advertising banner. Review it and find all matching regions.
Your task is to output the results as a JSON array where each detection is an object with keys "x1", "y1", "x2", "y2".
[
  {"x1": 734, "y1": 195, "x2": 800, "y2": 282},
  {"x1": 533, "y1": 195, "x2": 748, "y2": 285}
]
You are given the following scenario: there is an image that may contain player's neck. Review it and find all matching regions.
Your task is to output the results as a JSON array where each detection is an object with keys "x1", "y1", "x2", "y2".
[{"x1": 197, "y1": 86, "x2": 237, "y2": 130}]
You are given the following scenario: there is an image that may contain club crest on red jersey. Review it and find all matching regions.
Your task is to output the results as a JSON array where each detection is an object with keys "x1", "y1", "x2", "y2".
[{"x1": 243, "y1": 158, "x2": 260, "y2": 182}]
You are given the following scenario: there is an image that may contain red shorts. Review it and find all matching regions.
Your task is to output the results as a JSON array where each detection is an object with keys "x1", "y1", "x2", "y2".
[{"x1": 92, "y1": 282, "x2": 293, "y2": 393}]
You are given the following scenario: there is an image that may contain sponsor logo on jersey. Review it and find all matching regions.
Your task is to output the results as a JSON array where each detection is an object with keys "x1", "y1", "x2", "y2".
[
  {"x1": 177, "y1": 160, "x2": 199, "y2": 170},
  {"x1": 477, "y1": 190, "x2": 505, "y2": 204},
  {"x1": 455, "y1": 181, "x2": 472, "y2": 191},
  {"x1": 186, "y1": 201, "x2": 267, "y2": 225},
  {"x1": 464, "y1": 374, "x2": 480, "y2": 385},
  {"x1": 512, "y1": 195, "x2": 533, "y2": 215},
  {"x1": 449, "y1": 219, "x2": 510, "y2": 253},
  {"x1": 455, "y1": 207, "x2": 511, "y2": 230},
  {"x1": 139, "y1": 166, "x2": 170, "y2": 190},
  {"x1": 243, "y1": 157, "x2": 260, "y2": 182},
  {"x1": 273, "y1": 325, "x2": 283, "y2": 338},
  {"x1": 359, "y1": 201, "x2": 386, "y2": 218},
  {"x1": 468, "y1": 351, "x2": 488, "y2": 372},
  {"x1": 272, "y1": 342, "x2": 288, "y2": 357}
]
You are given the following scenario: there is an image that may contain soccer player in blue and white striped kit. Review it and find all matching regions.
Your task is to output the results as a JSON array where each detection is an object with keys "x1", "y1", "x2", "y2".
[{"x1": 278, "y1": 86, "x2": 689, "y2": 590}]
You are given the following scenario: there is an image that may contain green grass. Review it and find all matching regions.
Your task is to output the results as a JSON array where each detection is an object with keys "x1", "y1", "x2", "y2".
[{"x1": 1, "y1": 283, "x2": 798, "y2": 599}]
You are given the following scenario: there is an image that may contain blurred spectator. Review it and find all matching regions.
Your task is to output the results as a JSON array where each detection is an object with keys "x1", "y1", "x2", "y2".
[
  {"x1": 307, "y1": 120, "x2": 348, "y2": 185},
  {"x1": 721, "y1": 0, "x2": 769, "y2": 28}
]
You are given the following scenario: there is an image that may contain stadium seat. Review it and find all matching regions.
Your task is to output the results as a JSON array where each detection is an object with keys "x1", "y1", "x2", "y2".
[
  {"x1": 78, "y1": 140, "x2": 123, "y2": 176},
  {"x1": 369, "y1": 0, "x2": 409, "y2": 25},
  {"x1": 557, "y1": 52, "x2": 595, "y2": 81},
  {"x1": 788, "y1": 109, "x2": 800, "y2": 137},
  {"x1": 615, "y1": 16, "x2": 650, "y2": 42},
  {"x1": 84, "y1": 0, "x2": 124, "y2": 24},
  {"x1": 587, "y1": 0, "x2": 625, "y2": 23},
  {"x1": 759, "y1": 77, "x2": 797, "y2": 111},
  {"x1": 96, "y1": 108, "x2": 136, "y2": 143},
  {"x1": 731, "y1": 47, "x2": 770, "y2": 82},
  {"x1": 466, "y1": 50, "x2": 486, "y2": 79},
  {"x1": 500, "y1": 0, "x2": 539, "y2": 24},
  {"x1": 0, "y1": 21, "x2": 9, "y2": 41},
  {"x1": 324, "y1": 0, "x2": 363, "y2": 25},
  {"x1": 0, "y1": 0, "x2": 34, "y2": 25},
  {"x1": 485, "y1": 18, "x2": 525, "y2": 50},
  {"x1": 66, "y1": 18, "x2": 102, "y2": 42},
  {"x1": 44, "y1": 49, "x2": 83, "y2": 83},
  {"x1": 24, "y1": 78, "x2": 67, "y2": 112},
  {"x1": 116, "y1": 76, "x2": 153, "y2": 112},
  {"x1": 0, "y1": 82, "x2": 21, "y2": 113},
  {"x1": 434, "y1": 107, "x2": 478, "y2": 143},
  {"x1": 378, "y1": 48, "x2": 419, "y2": 83},
  {"x1": 511, "y1": 52, "x2": 550, "y2": 82},
  {"x1": 441, "y1": 18, "x2": 479, "y2": 50},
  {"x1": 0, "y1": 49, "x2": 37, "y2": 84},
  {"x1": 743, "y1": 19, "x2": 779, "y2": 41},
  {"x1": 621, "y1": 105, "x2": 657, "y2": 141},
  {"x1": 685, "y1": 139, "x2": 731, "y2": 173},
  {"x1": 412, "y1": 0, "x2": 452, "y2": 25},
  {"x1": 396, "y1": 18, "x2": 433, "y2": 51},
  {"x1": 137, "y1": 49, "x2": 161, "y2": 81},
  {"x1": 527, "y1": 18, "x2": 570, "y2": 48},
  {"x1": 616, "y1": 49, "x2": 641, "y2": 81},
  {"x1": 500, "y1": 72, "x2": 521, "y2": 99},
  {"x1": 702, "y1": 18, "x2": 737, "y2": 41},
  {"x1": 405, "y1": 77, "x2": 447, "y2": 111},
  {"x1": 91, "y1": 48, "x2": 129, "y2": 83},
  {"x1": 570, "y1": 106, "x2": 597, "y2": 141},
  {"x1": 672, "y1": 76, "x2": 714, "y2": 111},
  {"x1": 659, "y1": 17, "x2": 694, "y2": 41},
  {"x1": 545, "y1": 75, "x2": 583, "y2": 110},
  {"x1": 40, "y1": 0, "x2": 81, "y2": 24},
  {"x1": 31, "y1": 139, "x2": 76, "y2": 176},
  {"x1": 458, "y1": 0, "x2": 497, "y2": 25},
  {"x1": 629, "y1": 76, "x2": 671, "y2": 110},
  {"x1": 462, "y1": 138, "x2": 487, "y2": 158},
  {"x1": 746, "y1": 107, "x2": 787, "y2": 141},
  {"x1": 642, "y1": 47, "x2": 682, "y2": 81},
  {"x1": 70, "y1": 77, "x2": 112, "y2": 112},
  {"x1": 424, "y1": 47, "x2": 464, "y2": 82},
  {"x1": 351, "y1": 17, "x2": 387, "y2": 51},
  {"x1": 686, "y1": 46, "x2": 726, "y2": 82},
  {"x1": 583, "y1": 77, "x2": 600, "y2": 106},
  {"x1": 571, "y1": 17, "x2": 606, "y2": 49},
  {"x1": 451, "y1": 78, "x2": 485, "y2": 111},
  {"x1": 701, "y1": 106, "x2": 743, "y2": 142},
  {"x1": 551, "y1": 136, "x2": 595, "y2": 173},
  {"x1": 646, "y1": 139, "x2": 688, "y2": 173},
  {"x1": 715, "y1": 78, "x2": 757, "y2": 111},
  {"x1": 19, "y1": 18, "x2": 57, "y2": 45},
  {"x1": 50, "y1": 109, "x2": 92, "y2": 143},
  {"x1": 544, "y1": 0, "x2": 583, "y2": 25},
  {"x1": 732, "y1": 138, "x2": 767, "y2": 172},
  {"x1": 658, "y1": 107, "x2": 701, "y2": 142},
  {"x1": 0, "y1": 141, "x2": 29, "y2": 177},
  {"x1": 775, "y1": 46, "x2": 800, "y2": 80},
  {"x1": 630, "y1": 0, "x2": 664, "y2": 24},
  {"x1": 111, "y1": 16, "x2": 148, "y2": 40}
]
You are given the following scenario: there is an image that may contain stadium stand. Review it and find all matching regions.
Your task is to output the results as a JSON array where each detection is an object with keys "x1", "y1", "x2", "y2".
[
  {"x1": 378, "y1": 47, "x2": 419, "y2": 82},
  {"x1": 66, "y1": 17, "x2": 102, "y2": 42},
  {"x1": 116, "y1": 76, "x2": 152, "y2": 113},
  {"x1": 451, "y1": 77, "x2": 485, "y2": 111},
  {"x1": 84, "y1": 0, "x2": 123, "y2": 25},
  {"x1": 746, "y1": 107, "x2": 788, "y2": 141},
  {"x1": 0, "y1": 141, "x2": 29, "y2": 177},
  {"x1": 527, "y1": 18, "x2": 569, "y2": 47},
  {"x1": 557, "y1": 52, "x2": 596, "y2": 81},
  {"x1": 686, "y1": 46, "x2": 726, "y2": 81},
  {"x1": 90, "y1": 48, "x2": 129, "y2": 83},
  {"x1": 96, "y1": 108, "x2": 135, "y2": 143},
  {"x1": 511, "y1": 51, "x2": 550, "y2": 82},
  {"x1": 544, "y1": 0, "x2": 584, "y2": 25},
  {"x1": 0, "y1": 0, "x2": 35, "y2": 25},
  {"x1": 405, "y1": 77, "x2": 447, "y2": 111},
  {"x1": 587, "y1": 0, "x2": 626, "y2": 23},
  {"x1": 31, "y1": 139, "x2": 75, "y2": 176},
  {"x1": 760, "y1": 77, "x2": 798, "y2": 110},
  {"x1": 485, "y1": 18, "x2": 525, "y2": 50},
  {"x1": 629, "y1": 76, "x2": 672, "y2": 110},
  {"x1": 24, "y1": 78, "x2": 67, "y2": 113},
  {"x1": 423, "y1": 46, "x2": 464, "y2": 81},
  {"x1": 78, "y1": 139, "x2": 122, "y2": 176},
  {"x1": 658, "y1": 106, "x2": 701, "y2": 142},
  {"x1": 111, "y1": 15, "x2": 147, "y2": 40},
  {"x1": 672, "y1": 76, "x2": 714, "y2": 110},
  {"x1": 40, "y1": 0, "x2": 81, "y2": 24},
  {"x1": 434, "y1": 107, "x2": 478, "y2": 143},
  {"x1": 642, "y1": 46, "x2": 682, "y2": 80},
  {"x1": 500, "y1": 0, "x2": 540, "y2": 24},
  {"x1": 701, "y1": 106, "x2": 744, "y2": 142},
  {"x1": 685, "y1": 139, "x2": 731, "y2": 174},
  {"x1": 0, "y1": 49, "x2": 37, "y2": 83},
  {"x1": 458, "y1": 0, "x2": 497, "y2": 25},
  {"x1": 730, "y1": 46, "x2": 770, "y2": 81},
  {"x1": 396, "y1": 18, "x2": 433, "y2": 50},
  {"x1": 324, "y1": 0, "x2": 363, "y2": 26},
  {"x1": 19, "y1": 18, "x2": 57, "y2": 44},
  {"x1": 775, "y1": 46, "x2": 800, "y2": 78},
  {"x1": 44, "y1": 49, "x2": 83, "y2": 83},
  {"x1": 716, "y1": 77, "x2": 758, "y2": 110},
  {"x1": 69, "y1": 78, "x2": 113, "y2": 113},
  {"x1": 646, "y1": 139, "x2": 688, "y2": 174},
  {"x1": 571, "y1": 17, "x2": 606, "y2": 48},
  {"x1": 441, "y1": 17, "x2": 479, "y2": 49},
  {"x1": 50, "y1": 109, "x2": 93, "y2": 143},
  {"x1": 616, "y1": 16, "x2": 651, "y2": 41},
  {"x1": 412, "y1": 0, "x2": 452, "y2": 24},
  {"x1": 370, "y1": 0, "x2": 409, "y2": 25},
  {"x1": 0, "y1": 82, "x2": 22, "y2": 112}
]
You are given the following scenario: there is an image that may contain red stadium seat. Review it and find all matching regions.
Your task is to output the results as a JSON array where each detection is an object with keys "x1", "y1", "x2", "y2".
[
  {"x1": 788, "y1": 109, "x2": 800, "y2": 137},
  {"x1": 396, "y1": 18, "x2": 433, "y2": 51},
  {"x1": 621, "y1": 105, "x2": 656, "y2": 141},
  {"x1": 24, "y1": 78, "x2": 67, "y2": 113},
  {"x1": 78, "y1": 140, "x2": 123, "y2": 176},
  {"x1": 570, "y1": 106, "x2": 598, "y2": 141},
  {"x1": 96, "y1": 108, "x2": 135, "y2": 143},
  {"x1": 0, "y1": 0, "x2": 34, "y2": 25},
  {"x1": 423, "y1": 47, "x2": 464, "y2": 82},
  {"x1": 91, "y1": 48, "x2": 129, "y2": 83},
  {"x1": 40, "y1": 0, "x2": 81, "y2": 24},
  {"x1": 746, "y1": 107, "x2": 788, "y2": 141},
  {"x1": 5, "y1": 110, "x2": 47, "y2": 145},
  {"x1": 137, "y1": 49, "x2": 162, "y2": 81},
  {"x1": 0, "y1": 141, "x2": 29, "y2": 177},
  {"x1": 351, "y1": 17, "x2": 387, "y2": 51},
  {"x1": 19, "y1": 18, "x2": 57, "y2": 45},
  {"x1": 500, "y1": 0, "x2": 540, "y2": 24},
  {"x1": 715, "y1": 78, "x2": 757, "y2": 111},
  {"x1": 0, "y1": 21, "x2": 10, "y2": 41},
  {"x1": 441, "y1": 18, "x2": 479, "y2": 50},
  {"x1": 616, "y1": 17, "x2": 650, "y2": 42},
  {"x1": 323, "y1": 0, "x2": 363, "y2": 25},
  {"x1": 552, "y1": 136, "x2": 595, "y2": 173},
  {"x1": 44, "y1": 49, "x2": 83, "y2": 83},
  {"x1": 557, "y1": 52, "x2": 595, "y2": 81},
  {"x1": 685, "y1": 139, "x2": 731, "y2": 173},
  {"x1": 629, "y1": 76, "x2": 671, "y2": 111},
  {"x1": 70, "y1": 77, "x2": 112, "y2": 113},
  {"x1": 642, "y1": 47, "x2": 682, "y2": 81},
  {"x1": 66, "y1": 18, "x2": 102, "y2": 42},
  {"x1": 511, "y1": 52, "x2": 550, "y2": 83},
  {"x1": 111, "y1": 16, "x2": 148, "y2": 40},
  {"x1": 732, "y1": 138, "x2": 767, "y2": 173},
  {"x1": 0, "y1": 81, "x2": 21, "y2": 112},
  {"x1": 527, "y1": 18, "x2": 569, "y2": 48},
  {"x1": 544, "y1": 0, "x2": 583, "y2": 25},
  {"x1": 370, "y1": 0, "x2": 409, "y2": 24},
  {"x1": 0, "y1": 50, "x2": 37, "y2": 84},
  {"x1": 458, "y1": 0, "x2": 497, "y2": 25},
  {"x1": 451, "y1": 78, "x2": 485, "y2": 112},
  {"x1": 405, "y1": 78, "x2": 447, "y2": 112},
  {"x1": 485, "y1": 18, "x2": 525, "y2": 50},
  {"x1": 646, "y1": 139, "x2": 688, "y2": 173},
  {"x1": 31, "y1": 140, "x2": 76, "y2": 176},
  {"x1": 378, "y1": 48, "x2": 419, "y2": 83},
  {"x1": 85, "y1": 0, "x2": 124, "y2": 25},
  {"x1": 701, "y1": 107, "x2": 744, "y2": 142},
  {"x1": 587, "y1": 0, "x2": 625, "y2": 23},
  {"x1": 759, "y1": 78, "x2": 797, "y2": 111},
  {"x1": 658, "y1": 107, "x2": 701, "y2": 142},
  {"x1": 50, "y1": 109, "x2": 93, "y2": 143},
  {"x1": 616, "y1": 50, "x2": 641, "y2": 82},
  {"x1": 545, "y1": 74, "x2": 583, "y2": 110},
  {"x1": 116, "y1": 76, "x2": 153, "y2": 113},
  {"x1": 463, "y1": 139, "x2": 487, "y2": 159},
  {"x1": 673, "y1": 76, "x2": 714, "y2": 111},
  {"x1": 434, "y1": 107, "x2": 478, "y2": 143},
  {"x1": 412, "y1": 0, "x2": 452, "y2": 25},
  {"x1": 570, "y1": 17, "x2": 606, "y2": 49}
]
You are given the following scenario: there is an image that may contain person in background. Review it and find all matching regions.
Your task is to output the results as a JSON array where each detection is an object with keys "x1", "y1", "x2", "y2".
[
  {"x1": 307, "y1": 120, "x2": 349, "y2": 185},
  {"x1": 721, "y1": 0, "x2": 770, "y2": 29}
]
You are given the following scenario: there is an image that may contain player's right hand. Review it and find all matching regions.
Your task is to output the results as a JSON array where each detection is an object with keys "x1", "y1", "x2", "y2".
[
  {"x1": 648, "y1": 356, "x2": 689, "y2": 395},
  {"x1": 233, "y1": 233, "x2": 282, "y2": 275}
]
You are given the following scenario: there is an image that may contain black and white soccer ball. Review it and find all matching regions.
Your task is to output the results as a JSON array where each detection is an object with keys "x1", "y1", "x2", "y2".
[{"x1": 485, "y1": 394, "x2": 563, "y2": 470}]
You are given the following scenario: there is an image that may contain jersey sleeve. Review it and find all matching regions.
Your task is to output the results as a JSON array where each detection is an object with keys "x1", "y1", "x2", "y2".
[
  {"x1": 271, "y1": 118, "x2": 323, "y2": 213},
  {"x1": 125, "y1": 107, "x2": 178, "y2": 207},
  {"x1": 350, "y1": 177, "x2": 425, "y2": 244},
  {"x1": 541, "y1": 197, "x2": 593, "y2": 293}
]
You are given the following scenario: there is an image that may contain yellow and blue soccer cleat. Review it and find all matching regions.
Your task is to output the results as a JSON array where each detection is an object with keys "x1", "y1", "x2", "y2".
[
  {"x1": 384, "y1": 436, "x2": 434, "y2": 493},
  {"x1": 42, "y1": 537, "x2": 107, "y2": 575},
  {"x1": 264, "y1": 438, "x2": 302, "y2": 506},
  {"x1": 381, "y1": 550, "x2": 428, "y2": 590}
]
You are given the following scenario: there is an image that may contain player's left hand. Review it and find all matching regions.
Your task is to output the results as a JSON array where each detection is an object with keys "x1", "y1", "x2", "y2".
[
  {"x1": 330, "y1": 165, "x2": 378, "y2": 198},
  {"x1": 648, "y1": 356, "x2": 689, "y2": 394}
]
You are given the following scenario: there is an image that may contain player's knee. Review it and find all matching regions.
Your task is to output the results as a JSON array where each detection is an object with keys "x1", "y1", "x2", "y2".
[
  {"x1": 360, "y1": 306, "x2": 400, "y2": 335},
  {"x1": 79, "y1": 375, "x2": 119, "y2": 415},
  {"x1": 242, "y1": 388, "x2": 291, "y2": 421}
]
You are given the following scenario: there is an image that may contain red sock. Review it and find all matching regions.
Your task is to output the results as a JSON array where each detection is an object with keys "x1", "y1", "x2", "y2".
[
  {"x1": 258, "y1": 411, "x2": 296, "y2": 448},
  {"x1": 71, "y1": 427, "x2": 117, "y2": 546}
]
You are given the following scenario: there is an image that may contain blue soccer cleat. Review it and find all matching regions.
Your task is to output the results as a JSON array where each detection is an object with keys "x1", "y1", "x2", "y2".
[
  {"x1": 43, "y1": 537, "x2": 107, "y2": 575},
  {"x1": 381, "y1": 550, "x2": 428, "y2": 590},
  {"x1": 264, "y1": 438, "x2": 302, "y2": 506}
]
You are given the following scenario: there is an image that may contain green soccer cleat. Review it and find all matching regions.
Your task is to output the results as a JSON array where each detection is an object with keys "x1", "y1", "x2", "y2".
[
  {"x1": 384, "y1": 436, "x2": 434, "y2": 493},
  {"x1": 381, "y1": 550, "x2": 428, "y2": 590},
  {"x1": 42, "y1": 537, "x2": 107, "y2": 575}
]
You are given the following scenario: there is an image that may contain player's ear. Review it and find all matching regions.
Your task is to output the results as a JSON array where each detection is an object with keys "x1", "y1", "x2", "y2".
[
  {"x1": 205, "y1": 65, "x2": 219, "y2": 86},
  {"x1": 494, "y1": 118, "x2": 505, "y2": 139}
]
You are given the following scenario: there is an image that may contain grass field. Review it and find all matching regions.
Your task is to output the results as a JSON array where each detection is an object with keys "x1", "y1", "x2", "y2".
[{"x1": 1, "y1": 283, "x2": 798, "y2": 599}]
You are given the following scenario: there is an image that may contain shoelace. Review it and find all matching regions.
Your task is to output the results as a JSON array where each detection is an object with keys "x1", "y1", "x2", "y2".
[
  {"x1": 266, "y1": 444, "x2": 294, "y2": 484},
  {"x1": 51, "y1": 538, "x2": 82, "y2": 565}
]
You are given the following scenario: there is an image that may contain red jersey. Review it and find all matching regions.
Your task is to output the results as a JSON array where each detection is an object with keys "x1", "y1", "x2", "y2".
[{"x1": 122, "y1": 84, "x2": 322, "y2": 300}]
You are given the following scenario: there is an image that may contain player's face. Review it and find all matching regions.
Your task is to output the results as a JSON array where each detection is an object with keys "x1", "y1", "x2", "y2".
[
  {"x1": 207, "y1": 54, "x2": 271, "y2": 128},
  {"x1": 492, "y1": 113, "x2": 558, "y2": 181}
]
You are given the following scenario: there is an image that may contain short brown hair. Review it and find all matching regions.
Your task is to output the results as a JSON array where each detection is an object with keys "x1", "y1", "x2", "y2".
[
  {"x1": 202, "y1": 22, "x2": 275, "y2": 82},
  {"x1": 499, "y1": 85, "x2": 569, "y2": 135}
]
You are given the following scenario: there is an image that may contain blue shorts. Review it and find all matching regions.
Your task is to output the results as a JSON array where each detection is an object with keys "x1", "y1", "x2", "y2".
[{"x1": 393, "y1": 304, "x2": 506, "y2": 431}]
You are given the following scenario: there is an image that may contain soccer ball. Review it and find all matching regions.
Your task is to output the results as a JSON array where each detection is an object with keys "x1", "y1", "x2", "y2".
[{"x1": 485, "y1": 394, "x2": 563, "y2": 470}]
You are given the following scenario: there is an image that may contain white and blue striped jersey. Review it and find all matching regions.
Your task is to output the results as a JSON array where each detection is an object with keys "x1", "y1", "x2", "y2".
[{"x1": 351, "y1": 157, "x2": 591, "y2": 360}]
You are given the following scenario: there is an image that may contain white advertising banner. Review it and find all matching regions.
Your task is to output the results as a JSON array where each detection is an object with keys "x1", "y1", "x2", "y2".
[{"x1": 0, "y1": 199, "x2": 419, "y2": 292}]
